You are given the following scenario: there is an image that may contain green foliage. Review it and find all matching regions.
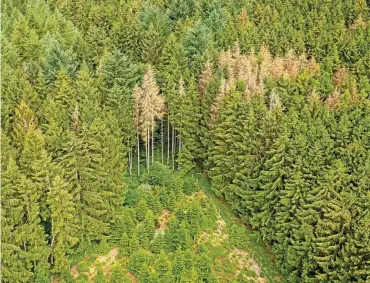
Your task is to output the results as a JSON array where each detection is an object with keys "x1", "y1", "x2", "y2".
[
  {"x1": 110, "y1": 266, "x2": 131, "y2": 283},
  {"x1": 48, "y1": 176, "x2": 79, "y2": 274},
  {"x1": 43, "y1": 37, "x2": 76, "y2": 84},
  {"x1": 94, "y1": 267, "x2": 107, "y2": 283},
  {"x1": 128, "y1": 249, "x2": 148, "y2": 276},
  {"x1": 183, "y1": 23, "x2": 213, "y2": 74},
  {"x1": 3, "y1": 0, "x2": 370, "y2": 282}
]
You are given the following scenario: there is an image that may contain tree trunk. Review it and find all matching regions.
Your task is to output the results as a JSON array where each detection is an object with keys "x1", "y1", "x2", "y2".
[
  {"x1": 161, "y1": 119, "x2": 164, "y2": 164},
  {"x1": 128, "y1": 149, "x2": 132, "y2": 177},
  {"x1": 172, "y1": 127, "x2": 175, "y2": 170},
  {"x1": 137, "y1": 133, "x2": 140, "y2": 176},
  {"x1": 179, "y1": 132, "x2": 181, "y2": 152},
  {"x1": 167, "y1": 117, "x2": 170, "y2": 165},
  {"x1": 128, "y1": 140, "x2": 132, "y2": 177},
  {"x1": 147, "y1": 127, "x2": 150, "y2": 172},
  {"x1": 146, "y1": 129, "x2": 148, "y2": 171},
  {"x1": 152, "y1": 118, "x2": 154, "y2": 164}
]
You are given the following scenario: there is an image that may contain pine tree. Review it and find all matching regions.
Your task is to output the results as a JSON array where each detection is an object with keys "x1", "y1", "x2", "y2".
[
  {"x1": 141, "y1": 23, "x2": 164, "y2": 66},
  {"x1": 176, "y1": 77, "x2": 202, "y2": 172},
  {"x1": 135, "y1": 200, "x2": 149, "y2": 222},
  {"x1": 1, "y1": 158, "x2": 34, "y2": 282},
  {"x1": 42, "y1": 95, "x2": 69, "y2": 158},
  {"x1": 119, "y1": 233, "x2": 130, "y2": 256},
  {"x1": 43, "y1": 37, "x2": 76, "y2": 84},
  {"x1": 1, "y1": 131, "x2": 17, "y2": 169},
  {"x1": 18, "y1": 124, "x2": 53, "y2": 221},
  {"x1": 12, "y1": 100, "x2": 38, "y2": 149},
  {"x1": 154, "y1": 251, "x2": 172, "y2": 282},
  {"x1": 183, "y1": 23, "x2": 213, "y2": 75},
  {"x1": 253, "y1": 134, "x2": 289, "y2": 239},
  {"x1": 128, "y1": 249, "x2": 148, "y2": 276},
  {"x1": 100, "y1": 49, "x2": 143, "y2": 91},
  {"x1": 151, "y1": 233, "x2": 165, "y2": 254},
  {"x1": 110, "y1": 266, "x2": 132, "y2": 283},
  {"x1": 172, "y1": 249, "x2": 185, "y2": 281},
  {"x1": 11, "y1": 13, "x2": 40, "y2": 61},
  {"x1": 129, "y1": 232, "x2": 140, "y2": 255},
  {"x1": 199, "y1": 60, "x2": 213, "y2": 98},
  {"x1": 48, "y1": 176, "x2": 79, "y2": 274},
  {"x1": 136, "y1": 66, "x2": 165, "y2": 170},
  {"x1": 196, "y1": 253, "x2": 217, "y2": 283},
  {"x1": 58, "y1": 127, "x2": 109, "y2": 243},
  {"x1": 75, "y1": 62, "x2": 101, "y2": 124},
  {"x1": 94, "y1": 267, "x2": 107, "y2": 283},
  {"x1": 169, "y1": 0, "x2": 197, "y2": 21},
  {"x1": 117, "y1": 13, "x2": 141, "y2": 61}
]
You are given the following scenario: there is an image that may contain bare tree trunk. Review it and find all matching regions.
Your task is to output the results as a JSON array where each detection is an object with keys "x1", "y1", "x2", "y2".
[
  {"x1": 128, "y1": 150, "x2": 132, "y2": 177},
  {"x1": 128, "y1": 140, "x2": 132, "y2": 177},
  {"x1": 167, "y1": 117, "x2": 170, "y2": 165},
  {"x1": 147, "y1": 127, "x2": 150, "y2": 172},
  {"x1": 146, "y1": 129, "x2": 148, "y2": 171},
  {"x1": 137, "y1": 132, "x2": 140, "y2": 176},
  {"x1": 152, "y1": 118, "x2": 154, "y2": 164},
  {"x1": 172, "y1": 127, "x2": 175, "y2": 170},
  {"x1": 161, "y1": 119, "x2": 164, "y2": 164},
  {"x1": 50, "y1": 218, "x2": 55, "y2": 266},
  {"x1": 178, "y1": 132, "x2": 181, "y2": 152}
]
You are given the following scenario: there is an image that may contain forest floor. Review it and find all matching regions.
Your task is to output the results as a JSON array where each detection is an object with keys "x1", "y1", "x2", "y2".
[{"x1": 191, "y1": 166, "x2": 285, "y2": 283}]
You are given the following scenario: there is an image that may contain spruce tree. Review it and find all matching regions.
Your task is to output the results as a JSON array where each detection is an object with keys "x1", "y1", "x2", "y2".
[
  {"x1": 141, "y1": 23, "x2": 164, "y2": 66},
  {"x1": 1, "y1": 158, "x2": 34, "y2": 282},
  {"x1": 48, "y1": 176, "x2": 78, "y2": 274}
]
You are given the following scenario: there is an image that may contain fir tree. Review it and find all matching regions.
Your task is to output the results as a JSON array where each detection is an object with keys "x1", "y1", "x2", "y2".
[{"x1": 48, "y1": 176, "x2": 78, "y2": 274}]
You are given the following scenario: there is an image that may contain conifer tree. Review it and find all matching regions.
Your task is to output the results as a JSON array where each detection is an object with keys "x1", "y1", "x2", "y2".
[
  {"x1": 136, "y1": 66, "x2": 165, "y2": 170},
  {"x1": 1, "y1": 158, "x2": 34, "y2": 282},
  {"x1": 183, "y1": 23, "x2": 213, "y2": 75},
  {"x1": 18, "y1": 124, "x2": 53, "y2": 221},
  {"x1": 11, "y1": 13, "x2": 40, "y2": 62},
  {"x1": 141, "y1": 23, "x2": 164, "y2": 66},
  {"x1": 135, "y1": 200, "x2": 148, "y2": 222},
  {"x1": 48, "y1": 176, "x2": 78, "y2": 274},
  {"x1": 43, "y1": 38, "x2": 76, "y2": 84},
  {"x1": 75, "y1": 62, "x2": 101, "y2": 124},
  {"x1": 199, "y1": 60, "x2": 213, "y2": 98},
  {"x1": 151, "y1": 233, "x2": 165, "y2": 254},
  {"x1": 155, "y1": 251, "x2": 173, "y2": 282},
  {"x1": 12, "y1": 100, "x2": 38, "y2": 149},
  {"x1": 129, "y1": 232, "x2": 140, "y2": 255},
  {"x1": 176, "y1": 77, "x2": 202, "y2": 171},
  {"x1": 119, "y1": 232, "x2": 130, "y2": 256}
]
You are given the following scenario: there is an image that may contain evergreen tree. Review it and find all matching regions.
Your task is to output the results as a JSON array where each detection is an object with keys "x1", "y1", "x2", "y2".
[
  {"x1": 19, "y1": 124, "x2": 53, "y2": 221},
  {"x1": 48, "y1": 176, "x2": 78, "y2": 274},
  {"x1": 183, "y1": 23, "x2": 213, "y2": 75},
  {"x1": 1, "y1": 158, "x2": 34, "y2": 282},
  {"x1": 141, "y1": 23, "x2": 164, "y2": 66},
  {"x1": 119, "y1": 232, "x2": 130, "y2": 256},
  {"x1": 94, "y1": 267, "x2": 107, "y2": 283},
  {"x1": 151, "y1": 233, "x2": 165, "y2": 254},
  {"x1": 43, "y1": 38, "x2": 76, "y2": 84},
  {"x1": 154, "y1": 251, "x2": 173, "y2": 282},
  {"x1": 129, "y1": 232, "x2": 140, "y2": 255}
]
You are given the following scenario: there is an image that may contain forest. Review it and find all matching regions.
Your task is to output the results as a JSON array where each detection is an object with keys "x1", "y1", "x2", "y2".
[{"x1": 1, "y1": 0, "x2": 370, "y2": 282}]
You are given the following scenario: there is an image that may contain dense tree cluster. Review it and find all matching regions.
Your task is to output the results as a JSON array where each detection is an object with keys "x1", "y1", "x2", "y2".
[{"x1": 2, "y1": 0, "x2": 369, "y2": 282}]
